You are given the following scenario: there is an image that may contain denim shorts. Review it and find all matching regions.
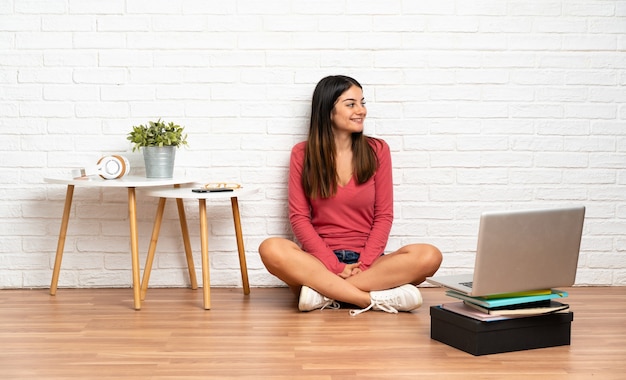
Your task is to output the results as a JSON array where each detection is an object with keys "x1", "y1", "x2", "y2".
[{"x1": 333, "y1": 249, "x2": 360, "y2": 264}]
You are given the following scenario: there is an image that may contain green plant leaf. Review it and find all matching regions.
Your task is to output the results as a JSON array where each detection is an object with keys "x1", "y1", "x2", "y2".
[{"x1": 127, "y1": 119, "x2": 188, "y2": 152}]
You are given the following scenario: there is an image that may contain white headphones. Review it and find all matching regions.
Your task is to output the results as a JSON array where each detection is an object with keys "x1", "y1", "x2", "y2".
[
  {"x1": 72, "y1": 155, "x2": 130, "y2": 180},
  {"x1": 97, "y1": 155, "x2": 130, "y2": 179}
]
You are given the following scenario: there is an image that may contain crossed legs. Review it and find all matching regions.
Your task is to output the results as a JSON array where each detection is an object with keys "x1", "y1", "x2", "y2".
[{"x1": 258, "y1": 237, "x2": 442, "y2": 308}]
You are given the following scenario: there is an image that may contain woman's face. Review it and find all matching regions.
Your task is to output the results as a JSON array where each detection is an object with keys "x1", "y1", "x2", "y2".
[{"x1": 330, "y1": 85, "x2": 367, "y2": 134}]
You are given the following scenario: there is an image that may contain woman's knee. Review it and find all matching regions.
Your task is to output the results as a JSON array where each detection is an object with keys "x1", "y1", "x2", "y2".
[
  {"x1": 258, "y1": 237, "x2": 297, "y2": 266},
  {"x1": 258, "y1": 237, "x2": 283, "y2": 260},
  {"x1": 421, "y1": 244, "x2": 443, "y2": 275},
  {"x1": 404, "y1": 243, "x2": 442, "y2": 275}
]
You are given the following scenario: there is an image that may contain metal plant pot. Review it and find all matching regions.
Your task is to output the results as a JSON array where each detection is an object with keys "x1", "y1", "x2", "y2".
[{"x1": 143, "y1": 146, "x2": 176, "y2": 178}]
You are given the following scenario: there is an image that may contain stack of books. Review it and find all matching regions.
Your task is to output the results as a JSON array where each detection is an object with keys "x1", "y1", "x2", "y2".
[{"x1": 440, "y1": 289, "x2": 570, "y2": 322}]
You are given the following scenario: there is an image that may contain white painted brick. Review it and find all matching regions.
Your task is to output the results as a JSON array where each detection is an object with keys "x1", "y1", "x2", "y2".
[
  {"x1": 457, "y1": 103, "x2": 509, "y2": 118},
  {"x1": 566, "y1": 104, "x2": 617, "y2": 120},
  {"x1": 100, "y1": 85, "x2": 155, "y2": 101},
  {"x1": 43, "y1": 85, "x2": 98, "y2": 101},
  {"x1": 533, "y1": 19, "x2": 587, "y2": 33},
  {"x1": 73, "y1": 68, "x2": 126, "y2": 84},
  {"x1": 536, "y1": 87, "x2": 588, "y2": 102},
  {"x1": 538, "y1": 53, "x2": 589, "y2": 69},
  {"x1": 150, "y1": 15, "x2": 207, "y2": 32},
  {"x1": 16, "y1": 1, "x2": 66, "y2": 14},
  {"x1": 0, "y1": 85, "x2": 41, "y2": 101},
  {"x1": 0, "y1": 103, "x2": 18, "y2": 117},
  {"x1": 373, "y1": 16, "x2": 426, "y2": 32},
  {"x1": 18, "y1": 68, "x2": 72, "y2": 83},
  {"x1": 589, "y1": 153, "x2": 626, "y2": 169},
  {"x1": 564, "y1": 169, "x2": 616, "y2": 184},
  {"x1": 535, "y1": 187, "x2": 588, "y2": 201},
  {"x1": 20, "y1": 102, "x2": 74, "y2": 117},
  {"x1": 510, "y1": 70, "x2": 564, "y2": 85},
  {"x1": 510, "y1": 104, "x2": 563, "y2": 119},
  {"x1": 567, "y1": 70, "x2": 618, "y2": 86},
  {"x1": 44, "y1": 51, "x2": 97, "y2": 66},
  {"x1": 565, "y1": 136, "x2": 616, "y2": 152},
  {"x1": 401, "y1": 169, "x2": 455, "y2": 185},
  {"x1": 509, "y1": 1, "x2": 561, "y2": 16},
  {"x1": 430, "y1": 152, "x2": 482, "y2": 168},
  {"x1": 0, "y1": 16, "x2": 40, "y2": 31},
  {"x1": 535, "y1": 152, "x2": 588, "y2": 168},
  {"x1": 482, "y1": 86, "x2": 534, "y2": 102},
  {"x1": 187, "y1": 2, "x2": 236, "y2": 14},
  {"x1": 96, "y1": 16, "x2": 150, "y2": 32},
  {"x1": 16, "y1": 32, "x2": 73, "y2": 49},
  {"x1": 374, "y1": 51, "x2": 427, "y2": 69},
  {"x1": 69, "y1": 0, "x2": 124, "y2": 15},
  {"x1": 428, "y1": 17, "x2": 479, "y2": 33},
  {"x1": 0, "y1": 52, "x2": 42, "y2": 67},
  {"x1": 237, "y1": 0, "x2": 291, "y2": 15},
  {"x1": 589, "y1": 87, "x2": 626, "y2": 103},
  {"x1": 482, "y1": 152, "x2": 534, "y2": 167},
  {"x1": 536, "y1": 120, "x2": 589, "y2": 136},
  {"x1": 564, "y1": 35, "x2": 618, "y2": 51},
  {"x1": 433, "y1": 120, "x2": 482, "y2": 134},
  {"x1": 509, "y1": 169, "x2": 562, "y2": 184},
  {"x1": 129, "y1": 102, "x2": 184, "y2": 118},
  {"x1": 564, "y1": 2, "x2": 616, "y2": 17},
  {"x1": 589, "y1": 18, "x2": 626, "y2": 34},
  {"x1": 405, "y1": 33, "x2": 507, "y2": 51},
  {"x1": 510, "y1": 135, "x2": 563, "y2": 152},
  {"x1": 99, "y1": 51, "x2": 154, "y2": 67},
  {"x1": 403, "y1": 135, "x2": 455, "y2": 151},
  {"x1": 78, "y1": 270, "x2": 131, "y2": 287},
  {"x1": 404, "y1": 102, "x2": 459, "y2": 118},
  {"x1": 402, "y1": 1, "x2": 455, "y2": 15},
  {"x1": 41, "y1": 15, "x2": 94, "y2": 31},
  {"x1": 457, "y1": 168, "x2": 508, "y2": 184},
  {"x1": 457, "y1": 135, "x2": 509, "y2": 151},
  {"x1": 75, "y1": 102, "x2": 130, "y2": 118},
  {"x1": 0, "y1": 31, "x2": 12, "y2": 49}
]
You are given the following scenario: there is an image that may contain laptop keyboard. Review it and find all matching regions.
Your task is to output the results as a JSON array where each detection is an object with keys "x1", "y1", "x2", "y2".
[{"x1": 460, "y1": 281, "x2": 473, "y2": 288}]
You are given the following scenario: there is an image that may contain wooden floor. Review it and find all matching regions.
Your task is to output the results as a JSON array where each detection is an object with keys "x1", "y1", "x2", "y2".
[{"x1": 0, "y1": 286, "x2": 624, "y2": 379}]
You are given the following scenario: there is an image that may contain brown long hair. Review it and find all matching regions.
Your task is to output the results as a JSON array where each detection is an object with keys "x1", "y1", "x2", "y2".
[{"x1": 303, "y1": 75, "x2": 379, "y2": 199}]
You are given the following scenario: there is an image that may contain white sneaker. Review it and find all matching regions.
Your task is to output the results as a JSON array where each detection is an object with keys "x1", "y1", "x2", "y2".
[
  {"x1": 298, "y1": 285, "x2": 340, "y2": 312},
  {"x1": 350, "y1": 284, "x2": 423, "y2": 316}
]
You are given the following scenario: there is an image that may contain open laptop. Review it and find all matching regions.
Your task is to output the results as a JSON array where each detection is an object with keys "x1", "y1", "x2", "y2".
[{"x1": 426, "y1": 206, "x2": 585, "y2": 297}]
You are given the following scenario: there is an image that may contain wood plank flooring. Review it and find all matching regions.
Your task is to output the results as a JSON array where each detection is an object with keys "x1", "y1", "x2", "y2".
[{"x1": 0, "y1": 286, "x2": 624, "y2": 379}]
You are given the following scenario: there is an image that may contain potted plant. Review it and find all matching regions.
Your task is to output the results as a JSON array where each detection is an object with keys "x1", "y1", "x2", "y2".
[{"x1": 127, "y1": 119, "x2": 188, "y2": 178}]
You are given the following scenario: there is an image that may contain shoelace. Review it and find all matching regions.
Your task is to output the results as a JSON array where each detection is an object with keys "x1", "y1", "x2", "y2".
[
  {"x1": 349, "y1": 300, "x2": 399, "y2": 316},
  {"x1": 321, "y1": 299, "x2": 340, "y2": 311}
]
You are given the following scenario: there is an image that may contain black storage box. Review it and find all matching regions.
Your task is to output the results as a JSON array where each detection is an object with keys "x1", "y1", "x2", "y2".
[{"x1": 430, "y1": 305, "x2": 573, "y2": 356}]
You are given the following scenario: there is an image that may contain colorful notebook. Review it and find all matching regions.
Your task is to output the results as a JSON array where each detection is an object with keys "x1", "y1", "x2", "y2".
[{"x1": 445, "y1": 289, "x2": 569, "y2": 308}]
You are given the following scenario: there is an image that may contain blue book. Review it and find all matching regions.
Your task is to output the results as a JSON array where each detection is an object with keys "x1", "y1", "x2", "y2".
[{"x1": 445, "y1": 289, "x2": 569, "y2": 308}]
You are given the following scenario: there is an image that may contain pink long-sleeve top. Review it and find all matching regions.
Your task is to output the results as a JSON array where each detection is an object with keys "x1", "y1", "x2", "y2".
[{"x1": 288, "y1": 138, "x2": 394, "y2": 274}]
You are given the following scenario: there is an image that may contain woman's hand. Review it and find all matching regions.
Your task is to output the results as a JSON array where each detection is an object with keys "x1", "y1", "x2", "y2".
[{"x1": 338, "y1": 262, "x2": 362, "y2": 279}]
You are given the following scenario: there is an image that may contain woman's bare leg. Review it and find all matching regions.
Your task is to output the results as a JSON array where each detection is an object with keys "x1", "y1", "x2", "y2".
[
  {"x1": 346, "y1": 244, "x2": 442, "y2": 292},
  {"x1": 258, "y1": 237, "x2": 371, "y2": 307}
]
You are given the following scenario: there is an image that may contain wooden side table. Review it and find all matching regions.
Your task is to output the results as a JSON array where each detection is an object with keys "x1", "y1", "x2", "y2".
[
  {"x1": 140, "y1": 185, "x2": 258, "y2": 309},
  {"x1": 44, "y1": 176, "x2": 196, "y2": 310}
]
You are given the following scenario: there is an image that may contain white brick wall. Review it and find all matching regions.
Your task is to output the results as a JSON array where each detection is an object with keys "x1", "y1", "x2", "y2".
[{"x1": 1, "y1": 1, "x2": 625, "y2": 289}]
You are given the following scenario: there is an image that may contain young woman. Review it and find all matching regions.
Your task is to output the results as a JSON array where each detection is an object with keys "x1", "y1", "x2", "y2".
[{"x1": 259, "y1": 75, "x2": 442, "y2": 315}]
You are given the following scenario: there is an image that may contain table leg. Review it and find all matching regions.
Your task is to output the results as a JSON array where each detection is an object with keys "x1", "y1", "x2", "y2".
[
  {"x1": 127, "y1": 187, "x2": 141, "y2": 310},
  {"x1": 230, "y1": 197, "x2": 250, "y2": 295},
  {"x1": 198, "y1": 199, "x2": 211, "y2": 309},
  {"x1": 175, "y1": 198, "x2": 198, "y2": 289},
  {"x1": 50, "y1": 185, "x2": 74, "y2": 295},
  {"x1": 140, "y1": 197, "x2": 167, "y2": 301}
]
